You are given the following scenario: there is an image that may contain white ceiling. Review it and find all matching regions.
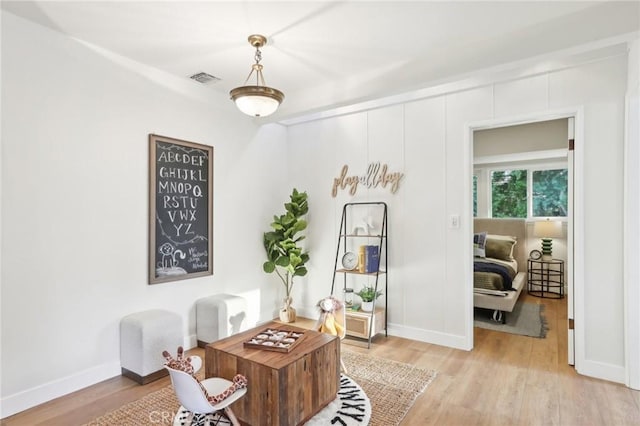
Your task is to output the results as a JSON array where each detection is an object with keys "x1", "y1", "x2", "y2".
[{"x1": 2, "y1": 1, "x2": 639, "y2": 121}]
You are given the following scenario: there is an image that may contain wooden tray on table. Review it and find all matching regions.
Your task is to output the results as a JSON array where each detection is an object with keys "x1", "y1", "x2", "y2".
[{"x1": 242, "y1": 327, "x2": 305, "y2": 352}]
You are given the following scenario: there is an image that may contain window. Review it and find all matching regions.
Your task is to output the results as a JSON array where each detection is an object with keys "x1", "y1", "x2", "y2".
[
  {"x1": 491, "y1": 169, "x2": 527, "y2": 218},
  {"x1": 479, "y1": 166, "x2": 568, "y2": 219},
  {"x1": 532, "y1": 169, "x2": 568, "y2": 217}
]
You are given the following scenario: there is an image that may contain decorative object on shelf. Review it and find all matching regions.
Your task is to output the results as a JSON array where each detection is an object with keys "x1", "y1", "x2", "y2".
[
  {"x1": 352, "y1": 216, "x2": 375, "y2": 235},
  {"x1": 529, "y1": 249, "x2": 542, "y2": 260},
  {"x1": 343, "y1": 288, "x2": 354, "y2": 307},
  {"x1": 263, "y1": 188, "x2": 309, "y2": 323},
  {"x1": 230, "y1": 34, "x2": 284, "y2": 117},
  {"x1": 533, "y1": 219, "x2": 562, "y2": 260},
  {"x1": 356, "y1": 286, "x2": 383, "y2": 312},
  {"x1": 341, "y1": 252, "x2": 358, "y2": 270}
]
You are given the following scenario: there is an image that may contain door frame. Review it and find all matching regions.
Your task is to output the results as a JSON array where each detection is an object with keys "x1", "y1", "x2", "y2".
[
  {"x1": 465, "y1": 107, "x2": 583, "y2": 369},
  {"x1": 624, "y1": 92, "x2": 640, "y2": 389}
]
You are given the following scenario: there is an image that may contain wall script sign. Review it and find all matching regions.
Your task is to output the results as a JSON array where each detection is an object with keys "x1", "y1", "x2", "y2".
[{"x1": 331, "y1": 162, "x2": 404, "y2": 197}]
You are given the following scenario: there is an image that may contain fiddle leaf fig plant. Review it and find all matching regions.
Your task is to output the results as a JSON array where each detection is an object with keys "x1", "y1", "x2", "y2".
[{"x1": 263, "y1": 188, "x2": 310, "y2": 298}]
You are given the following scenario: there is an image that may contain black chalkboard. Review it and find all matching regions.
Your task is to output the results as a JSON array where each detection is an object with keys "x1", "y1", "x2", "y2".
[{"x1": 149, "y1": 134, "x2": 213, "y2": 284}]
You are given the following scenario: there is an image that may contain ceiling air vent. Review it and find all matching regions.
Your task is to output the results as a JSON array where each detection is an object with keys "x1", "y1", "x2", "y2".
[{"x1": 189, "y1": 72, "x2": 221, "y2": 84}]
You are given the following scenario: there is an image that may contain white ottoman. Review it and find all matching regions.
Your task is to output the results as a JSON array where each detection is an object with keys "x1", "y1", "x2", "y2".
[
  {"x1": 196, "y1": 294, "x2": 247, "y2": 347},
  {"x1": 120, "y1": 309, "x2": 182, "y2": 384}
]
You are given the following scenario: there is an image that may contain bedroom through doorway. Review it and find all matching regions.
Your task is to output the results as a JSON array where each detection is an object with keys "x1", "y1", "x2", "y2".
[{"x1": 470, "y1": 115, "x2": 575, "y2": 366}]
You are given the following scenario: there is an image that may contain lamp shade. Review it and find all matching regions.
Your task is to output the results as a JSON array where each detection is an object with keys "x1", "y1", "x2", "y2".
[
  {"x1": 533, "y1": 220, "x2": 562, "y2": 238},
  {"x1": 230, "y1": 86, "x2": 284, "y2": 117}
]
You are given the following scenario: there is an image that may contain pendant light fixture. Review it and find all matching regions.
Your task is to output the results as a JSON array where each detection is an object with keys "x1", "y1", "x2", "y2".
[{"x1": 230, "y1": 34, "x2": 284, "y2": 117}]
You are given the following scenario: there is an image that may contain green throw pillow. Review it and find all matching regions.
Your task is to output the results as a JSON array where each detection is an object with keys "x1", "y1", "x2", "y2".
[{"x1": 485, "y1": 238, "x2": 516, "y2": 261}]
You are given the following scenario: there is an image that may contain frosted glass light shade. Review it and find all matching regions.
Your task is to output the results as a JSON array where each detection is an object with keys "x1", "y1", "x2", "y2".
[{"x1": 230, "y1": 86, "x2": 284, "y2": 117}]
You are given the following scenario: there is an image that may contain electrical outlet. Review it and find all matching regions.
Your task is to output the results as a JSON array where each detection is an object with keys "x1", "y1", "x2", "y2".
[{"x1": 449, "y1": 214, "x2": 460, "y2": 228}]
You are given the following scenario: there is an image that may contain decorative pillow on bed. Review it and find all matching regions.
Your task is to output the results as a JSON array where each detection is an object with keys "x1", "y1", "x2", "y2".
[
  {"x1": 485, "y1": 235, "x2": 517, "y2": 261},
  {"x1": 473, "y1": 232, "x2": 487, "y2": 257}
]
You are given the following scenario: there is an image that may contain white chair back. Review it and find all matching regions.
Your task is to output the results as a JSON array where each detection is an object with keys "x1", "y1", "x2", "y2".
[
  {"x1": 166, "y1": 367, "x2": 213, "y2": 414},
  {"x1": 189, "y1": 355, "x2": 203, "y2": 372}
]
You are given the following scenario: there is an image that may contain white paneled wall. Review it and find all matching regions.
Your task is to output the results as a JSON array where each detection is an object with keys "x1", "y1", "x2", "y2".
[
  {"x1": 402, "y1": 98, "x2": 446, "y2": 333},
  {"x1": 288, "y1": 53, "x2": 629, "y2": 383},
  {"x1": 494, "y1": 74, "x2": 549, "y2": 116}
]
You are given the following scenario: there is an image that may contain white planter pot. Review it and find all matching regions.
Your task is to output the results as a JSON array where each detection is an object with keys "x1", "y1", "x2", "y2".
[{"x1": 361, "y1": 301, "x2": 374, "y2": 312}]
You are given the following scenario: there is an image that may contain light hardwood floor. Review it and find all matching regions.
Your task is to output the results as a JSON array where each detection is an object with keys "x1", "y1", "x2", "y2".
[{"x1": 3, "y1": 294, "x2": 639, "y2": 425}]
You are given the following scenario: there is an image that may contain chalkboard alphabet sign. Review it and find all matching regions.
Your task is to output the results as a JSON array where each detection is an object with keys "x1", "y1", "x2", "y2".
[{"x1": 149, "y1": 134, "x2": 213, "y2": 284}]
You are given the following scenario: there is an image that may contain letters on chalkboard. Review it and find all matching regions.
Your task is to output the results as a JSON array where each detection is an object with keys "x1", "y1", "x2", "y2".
[{"x1": 149, "y1": 134, "x2": 213, "y2": 284}]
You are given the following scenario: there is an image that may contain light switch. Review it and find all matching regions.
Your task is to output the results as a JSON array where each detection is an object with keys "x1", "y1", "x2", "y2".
[{"x1": 449, "y1": 214, "x2": 460, "y2": 228}]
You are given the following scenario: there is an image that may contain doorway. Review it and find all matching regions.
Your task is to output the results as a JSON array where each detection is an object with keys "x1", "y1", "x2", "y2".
[{"x1": 467, "y1": 110, "x2": 580, "y2": 368}]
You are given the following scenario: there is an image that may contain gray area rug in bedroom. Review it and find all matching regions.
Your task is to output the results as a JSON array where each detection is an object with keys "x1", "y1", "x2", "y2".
[{"x1": 474, "y1": 302, "x2": 548, "y2": 338}]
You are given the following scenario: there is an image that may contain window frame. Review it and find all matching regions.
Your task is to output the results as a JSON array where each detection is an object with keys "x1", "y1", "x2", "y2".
[{"x1": 475, "y1": 160, "x2": 568, "y2": 220}]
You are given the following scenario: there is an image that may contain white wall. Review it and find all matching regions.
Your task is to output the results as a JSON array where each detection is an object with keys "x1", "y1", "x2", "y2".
[
  {"x1": 474, "y1": 118, "x2": 568, "y2": 157},
  {"x1": 288, "y1": 53, "x2": 629, "y2": 382},
  {"x1": 0, "y1": 13, "x2": 287, "y2": 416}
]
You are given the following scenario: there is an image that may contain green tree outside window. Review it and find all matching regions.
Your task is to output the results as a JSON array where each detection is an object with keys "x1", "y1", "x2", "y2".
[
  {"x1": 532, "y1": 169, "x2": 568, "y2": 217},
  {"x1": 491, "y1": 169, "x2": 527, "y2": 218}
]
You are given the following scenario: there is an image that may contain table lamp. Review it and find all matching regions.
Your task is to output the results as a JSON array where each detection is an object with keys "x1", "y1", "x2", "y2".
[{"x1": 533, "y1": 219, "x2": 562, "y2": 261}]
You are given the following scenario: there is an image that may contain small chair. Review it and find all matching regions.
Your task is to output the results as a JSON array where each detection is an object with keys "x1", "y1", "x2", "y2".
[
  {"x1": 316, "y1": 296, "x2": 348, "y2": 373},
  {"x1": 165, "y1": 355, "x2": 246, "y2": 426}
]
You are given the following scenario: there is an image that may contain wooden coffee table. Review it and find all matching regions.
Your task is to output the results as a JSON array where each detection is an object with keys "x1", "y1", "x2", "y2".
[{"x1": 205, "y1": 321, "x2": 340, "y2": 425}]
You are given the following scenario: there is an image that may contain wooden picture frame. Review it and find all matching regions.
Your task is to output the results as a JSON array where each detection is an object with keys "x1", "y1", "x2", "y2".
[{"x1": 149, "y1": 134, "x2": 213, "y2": 284}]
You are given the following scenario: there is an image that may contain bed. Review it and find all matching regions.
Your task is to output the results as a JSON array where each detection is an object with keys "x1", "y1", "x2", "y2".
[{"x1": 473, "y1": 218, "x2": 527, "y2": 323}]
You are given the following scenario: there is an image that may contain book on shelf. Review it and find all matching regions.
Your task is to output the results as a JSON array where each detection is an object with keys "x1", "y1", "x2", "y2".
[
  {"x1": 355, "y1": 244, "x2": 380, "y2": 273},
  {"x1": 364, "y1": 245, "x2": 379, "y2": 273},
  {"x1": 358, "y1": 245, "x2": 366, "y2": 273}
]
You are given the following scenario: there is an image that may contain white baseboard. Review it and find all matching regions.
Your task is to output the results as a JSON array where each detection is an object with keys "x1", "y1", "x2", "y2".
[
  {"x1": 298, "y1": 308, "x2": 469, "y2": 351},
  {"x1": 577, "y1": 359, "x2": 626, "y2": 384},
  {"x1": 0, "y1": 361, "x2": 121, "y2": 419},
  {"x1": 388, "y1": 322, "x2": 471, "y2": 351},
  {"x1": 1, "y1": 334, "x2": 200, "y2": 419},
  {"x1": 186, "y1": 334, "x2": 197, "y2": 349}
]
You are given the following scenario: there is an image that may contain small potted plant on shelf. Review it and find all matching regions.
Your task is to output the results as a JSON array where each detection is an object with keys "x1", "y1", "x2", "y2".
[{"x1": 356, "y1": 285, "x2": 383, "y2": 312}]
